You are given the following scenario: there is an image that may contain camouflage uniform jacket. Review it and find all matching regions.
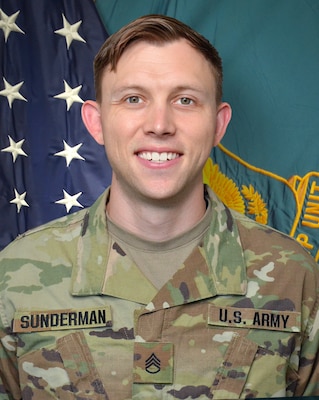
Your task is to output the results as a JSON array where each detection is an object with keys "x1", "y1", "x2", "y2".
[{"x1": 0, "y1": 187, "x2": 319, "y2": 399}]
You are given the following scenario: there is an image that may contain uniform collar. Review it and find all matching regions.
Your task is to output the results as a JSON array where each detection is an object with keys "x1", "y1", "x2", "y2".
[
  {"x1": 70, "y1": 188, "x2": 157, "y2": 303},
  {"x1": 70, "y1": 186, "x2": 247, "y2": 306}
]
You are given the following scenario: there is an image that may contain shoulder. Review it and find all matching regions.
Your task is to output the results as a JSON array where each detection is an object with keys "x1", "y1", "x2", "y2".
[
  {"x1": 0, "y1": 207, "x2": 88, "y2": 259},
  {"x1": 230, "y1": 208, "x2": 319, "y2": 293},
  {"x1": 0, "y1": 188, "x2": 110, "y2": 261},
  {"x1": 206, "y1": 186, "x2": 317, "y2": 274},
  {"x1": 232, "y1": 208, "x2": 305, "y2": 253},
  {"x1": 0, "y1": 209, "x2": 90, "y2": 299}
]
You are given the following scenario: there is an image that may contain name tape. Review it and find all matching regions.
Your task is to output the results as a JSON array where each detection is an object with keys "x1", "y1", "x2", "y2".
[
  {"x1": 208, "y1": 305, "x2": 300, "y2": 332},
  {"x1": 13, "y1": 306, "x2": 112, "y2": 333}
]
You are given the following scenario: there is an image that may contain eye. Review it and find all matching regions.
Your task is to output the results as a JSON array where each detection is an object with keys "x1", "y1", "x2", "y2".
[
  {"x1": 126, "y1": 96, "x2": 141, "y2": 104},
  {"x1": 178, "y1": 97, "x2": 194, "y2": 105}
]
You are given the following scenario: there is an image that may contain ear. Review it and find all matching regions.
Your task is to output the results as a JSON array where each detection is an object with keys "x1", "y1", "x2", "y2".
[
  {"x1": 213, "y1": 102, "x2": 232, "y2": 147},
  {"x1": 81, "y1": 100, "x2": 104, "y2": 145}
]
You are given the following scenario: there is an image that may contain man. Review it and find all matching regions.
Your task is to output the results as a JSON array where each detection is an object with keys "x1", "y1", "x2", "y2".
[{"x1": 0, "y1": 14, "x2": 318, "y2": 399}]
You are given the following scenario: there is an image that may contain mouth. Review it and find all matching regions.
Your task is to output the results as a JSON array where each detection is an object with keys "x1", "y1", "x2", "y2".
[{"x1": 137, "y1": 151, "x2": 180, "y2": 163}]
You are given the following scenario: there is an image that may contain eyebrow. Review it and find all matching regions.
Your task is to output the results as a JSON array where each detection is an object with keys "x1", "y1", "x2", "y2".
[
  {"x1": 112, "y1": 85, "x2": 145, "y2": 95},
  {"x1": 112, "y1": 84, "x2": 207, "y2": 96},
  {"x1": 171, "y1": 85, "x2": 207, "y2": 95}
]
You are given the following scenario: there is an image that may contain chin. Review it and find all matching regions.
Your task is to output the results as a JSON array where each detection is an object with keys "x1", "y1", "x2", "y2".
[{"x1": 139, "y1": 187, "x2": 185, "y2": 205}]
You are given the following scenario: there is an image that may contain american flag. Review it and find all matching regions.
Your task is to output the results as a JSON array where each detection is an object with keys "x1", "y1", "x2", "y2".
[{"x1": 0, "y1": 0, "x2": 112, "y2": 250}]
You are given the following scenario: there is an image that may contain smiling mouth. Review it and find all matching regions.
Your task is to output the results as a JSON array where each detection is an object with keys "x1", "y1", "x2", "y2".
[{"x1": 137, "y1": 151, "x2": 180, "y2": 163}]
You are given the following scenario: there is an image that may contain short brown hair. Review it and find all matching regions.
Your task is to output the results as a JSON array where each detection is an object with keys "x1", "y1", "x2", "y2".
[{"x1": 94, "y1": 14, "x2": 223, "y2": 103}]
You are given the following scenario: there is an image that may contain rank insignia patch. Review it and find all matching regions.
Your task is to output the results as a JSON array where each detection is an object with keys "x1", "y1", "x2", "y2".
[{"x1": 133, "y1": 342, "x2": 173, "y2": 384}]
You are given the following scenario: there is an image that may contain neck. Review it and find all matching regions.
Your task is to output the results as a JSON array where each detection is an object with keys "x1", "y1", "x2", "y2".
[{"x1": 106, "y1": 184, "x2": 207, "y2": 242}]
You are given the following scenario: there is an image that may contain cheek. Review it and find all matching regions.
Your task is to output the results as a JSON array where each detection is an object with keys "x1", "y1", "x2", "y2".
[
  {"x1": 197, "y1": 124, "x2": 215, "y2": 149},
  {"x1": 103, "y1": 135, "x2": 120, "y2": 159},
  {"x1": 103, "y1": 113, "x2": 141, "y2": 149},
  {"x1": 100, "y1": 116, "x2": 120, "y2": 146},
  {"x1": 102, "y1": 125, "x2": 130, "y2": 163},
  {"x1": 196, "y1": 131, "x2": 215, "y2": 163}
]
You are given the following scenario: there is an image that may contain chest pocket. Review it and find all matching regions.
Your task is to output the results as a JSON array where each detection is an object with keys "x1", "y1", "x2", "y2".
[
  {"x1": 18, "y1": 331, "x2": 108, "y2": 399},
  {"x1": 208, "y1": 304, "x2": 301, "y2": 399},
  {"x1": 211, "y1": 333, "x2": 258, "y2": 398}
]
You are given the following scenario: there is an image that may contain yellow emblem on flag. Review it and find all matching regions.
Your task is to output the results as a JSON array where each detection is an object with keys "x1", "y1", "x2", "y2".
[
  {"x1": 204, "y1": 144, "x2": 319, "y2": 263},
  {"x1": 203, "y1": 157, "x2": 268, "y2": 224}
]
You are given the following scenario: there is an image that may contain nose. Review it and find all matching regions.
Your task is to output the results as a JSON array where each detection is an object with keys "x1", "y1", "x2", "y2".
[{"x1": 144, "y1": 102, "x2": 176, "y2": 137}]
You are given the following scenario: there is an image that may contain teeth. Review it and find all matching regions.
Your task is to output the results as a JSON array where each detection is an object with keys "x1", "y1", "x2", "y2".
[{"x1": 138, "y1": 152, "x2": 179, "y2": 162}]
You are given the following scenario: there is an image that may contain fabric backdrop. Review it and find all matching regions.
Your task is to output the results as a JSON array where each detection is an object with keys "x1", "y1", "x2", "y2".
[{"x1": 0, "y1": 0, "x2": 110, "y2": 249}]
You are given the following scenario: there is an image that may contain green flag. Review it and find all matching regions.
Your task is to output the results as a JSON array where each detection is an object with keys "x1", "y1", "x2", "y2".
[{"x1": 96, "y1": 0, "x2": 319, "y2": 261}]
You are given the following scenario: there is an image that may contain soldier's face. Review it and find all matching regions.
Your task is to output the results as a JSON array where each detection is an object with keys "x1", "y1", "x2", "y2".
[{"x1": 89, "y1": 39, "x2": 231, "y2": 204}]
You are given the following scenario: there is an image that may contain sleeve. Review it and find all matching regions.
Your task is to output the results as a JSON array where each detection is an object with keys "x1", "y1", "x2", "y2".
[
  {"x1": 295, "y1": 259, "x2": 319, "y2": 396},
  {"x1": 0, "y1": 303, "x2": 21, "y2": 399}
]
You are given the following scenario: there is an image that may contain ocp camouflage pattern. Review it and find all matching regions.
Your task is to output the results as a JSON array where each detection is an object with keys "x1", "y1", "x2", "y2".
[{"x1": 0, "y1": 187, "x2": 319, "y2": 399}]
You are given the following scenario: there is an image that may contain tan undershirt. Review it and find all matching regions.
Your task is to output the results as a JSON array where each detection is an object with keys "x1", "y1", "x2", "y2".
[{"x1": 107, "y1": 200, "x2": 212, "y2": 289}]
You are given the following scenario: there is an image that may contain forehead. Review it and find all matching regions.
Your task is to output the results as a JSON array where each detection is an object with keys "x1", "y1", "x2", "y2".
[
  {"x1": 117, "y1": 38, "x2": 204, "y2": 62},
  {"x1": 102, "y1": 39, "x2": 216, "y2": 90}
]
